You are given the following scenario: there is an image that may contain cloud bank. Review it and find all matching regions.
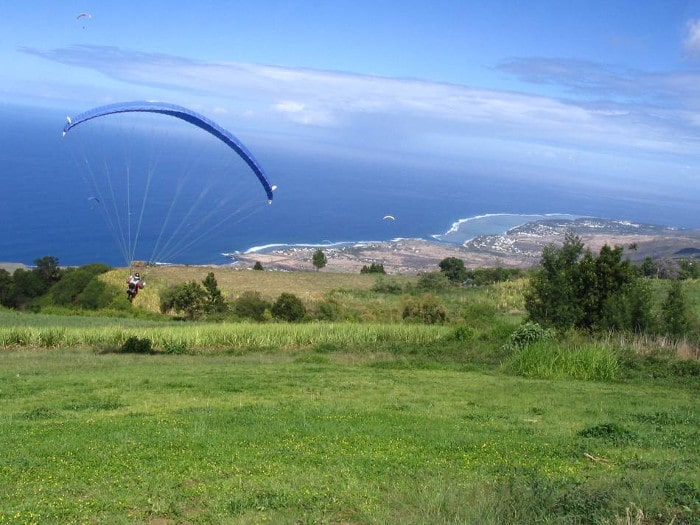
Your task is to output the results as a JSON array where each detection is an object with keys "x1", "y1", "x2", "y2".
[{"x1": 19, "y1": 45, "x2": 700, "y2": 172}]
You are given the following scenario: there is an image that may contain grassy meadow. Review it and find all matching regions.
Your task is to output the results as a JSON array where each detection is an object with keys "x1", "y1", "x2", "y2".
[{"x1": 0, "y1": 268, "x2": 698, "y2": 523}]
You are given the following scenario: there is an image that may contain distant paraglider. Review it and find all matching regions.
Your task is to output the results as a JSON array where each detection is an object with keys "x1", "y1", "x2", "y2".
[
  {"x1": 383, "y1": 215, "x2": 396, "y2": 221},
  {"x1": 76, "y1": 12, "x2": 91, "y2": 29}
]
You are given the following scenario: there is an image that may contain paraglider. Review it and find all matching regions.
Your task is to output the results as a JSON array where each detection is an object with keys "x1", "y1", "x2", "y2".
[
  {"x1": 63, "y1": 101, "x2": 275, "y2": 202},
  {"x1": 383, "y1": 215, "x2": 396, "y2": 221},
  {"x1": 126, "y1": 272, "x2": 145, "y2": 302},
  {"x1": 63, "y1": 101, "x2": 277, "y2": 265},
  {"x1": 76, "y1": 13, "x2": 91, "y2": 19}
]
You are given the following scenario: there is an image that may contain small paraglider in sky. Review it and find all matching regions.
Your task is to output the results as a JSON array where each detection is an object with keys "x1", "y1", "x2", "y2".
[
  {"x1": 383, "y1": 215, "x2": 396, "y2": 221},
  {"x1": 76, "y1": 12, "x2": 91, "y2": 29}
]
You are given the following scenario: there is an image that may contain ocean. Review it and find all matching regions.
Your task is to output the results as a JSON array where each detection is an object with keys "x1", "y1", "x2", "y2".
[{"x1": 1, "y1": 104, "x2": 697, "y2": 267}]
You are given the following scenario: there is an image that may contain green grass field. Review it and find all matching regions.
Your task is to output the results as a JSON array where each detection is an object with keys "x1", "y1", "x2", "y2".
[
  {"x1": 1, "y1": 346, "x2": 698, "y2": 524},
  {"x1": 1, "y1": 271, "x2": 698, "y2": 523}
]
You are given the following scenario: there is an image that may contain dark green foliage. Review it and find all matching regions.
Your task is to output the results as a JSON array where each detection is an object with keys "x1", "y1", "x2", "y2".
[
  {"x1": 312, "y1": 249, "x2": 327, "y2": 271},
  {"x1": 46, "y1": 263, "x2": 111, "y2": 308},
  {"x1": 464, "y1": 266, "x2": 524, "y2": 285},
  {"x1": 233, "y1": 291, "x2": 271, "y2": 321},
  {"x1": 525, "y1": 233, "x2": 584, "y2": 329},
  {"x1": 159, "y1": 281, "x2": 208, "y2": 319},
  {"x1": 34, "y1": 256, "x2": 63, "y2": 286},
  {"x1": 201, "y1": 272, "x2": 226, "y2": 314},
  {"x1": 271, "y1": 292, "x2": 306, "y2": 322},
  {"x1": 252, "y1": 261, "x2": 264, "y2": 271},
  {"x1": 10, "y1": 268, "x2": 48, "y2": 309},
  {"x1": 525, "y1": 233, "x2": 651, "y2": 332},
  {"x1": 661, "y1": 280, "x2": 691, "y2": 337},
  {"x1": 360, "y1": 262, "x2": 385, "y2": 274},
  {"x1": 75, "y1": 278, "x2": 118, "y2": 310},
  {"x1": 438, "y1": 257, "x2": 467, "y2": 283},
  {"x1": 402, "y1": 294, "x2": 447, "y2": 324},
  {"x1": 4, "y1": 256, "x2": 65, "y2": 309},
  {"x1": 600, "y1": 279, "x2": 653, "y2": 333},
  {"x1": 0, "y1": 269, "x2": 12, "y2": 307},
  {"x1": 417, "y1": 271, "x2": 450, "y2": 292},
  {"x1": 119, "y1": 336, "x2": 152, "y2": 354}
]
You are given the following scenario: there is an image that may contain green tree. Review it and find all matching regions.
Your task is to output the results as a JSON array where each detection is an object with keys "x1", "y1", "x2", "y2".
[
  {"x1": 46, "y1": 263, "x2": 111, "y2": 307},
  {"x1": 10, "y1": 268, "x2": 46, "y2": 309},
  {"x1": 312, "y1": 249, "x2": 327, "y2": 271},
  {"x1": 272, "y1": 292, "x2": 306, "y2": 322},
  {"x1": 360, "y1": 263, "x2": 386, "y2": 274},
  {"x1": 438, "y1": 257, "x2": 467, "y2": 283},
  {"x1": 253, "y1": 261, "x2": 264, "y2": 271},
  {"x1": 202, "y1": 272, "x2": 226, "y2": 314},
  {"x1": 160, "y1": 281, "x2": 207, "y2": 319},
  {"x1": 233, "y1": 291, "x2": 271, "y2": 321},
  {"x1": 0, "y1": 269, "x2": 12, "y2": 307},
  {"x1": 661, "y1": 280, "x2": 691, "y2": 338},
  {"x1": 34, "y1": 256, "x2": 63, "y2": 287},
  {"x1": 525, "y1": 233, "x2": 648, "y2": 332},
  {"x1": 525, "y1": 233, "x2": 584, "y2": 329}
]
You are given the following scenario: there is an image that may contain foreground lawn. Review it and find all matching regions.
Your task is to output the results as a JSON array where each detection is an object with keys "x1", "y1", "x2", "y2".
[{"x1": 0, "y1": 349, "x2": 698, "y2": 524}]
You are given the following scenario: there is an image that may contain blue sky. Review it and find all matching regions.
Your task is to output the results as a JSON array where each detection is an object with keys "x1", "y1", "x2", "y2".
[{"x1": 2, "y1": 0, "x2": 700, "y2": 223}]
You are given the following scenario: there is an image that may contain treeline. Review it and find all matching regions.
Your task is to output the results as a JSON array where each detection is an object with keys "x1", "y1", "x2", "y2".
[
  {"x1": 0, "y1": 256, "x2": 121, "y2": 311},
  {"x1": 1, "y1": 240, "x2": 697, "y2": 340},
  {"x1": 524, "y1": 233, "x2": 697, "y2": 338}
]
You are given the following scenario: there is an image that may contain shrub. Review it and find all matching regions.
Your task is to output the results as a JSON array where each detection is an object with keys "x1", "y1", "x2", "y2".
[
  {"x1": 272, "y1": 292, "x2": 306, "y2": 322},
  {"x1": 119, "y1": 336, "x2": 152, "y2": 354},
  {"x1": 402, "y1": 294, "x2": 447, "y2": 324},
  {"x1": 371, "y1": 276, "x2": 404, "y2": 294},
  {"x1": 233, "y1": 291, "x2": 271, "y2": 322},
  {"x1": 506, "y1": 321, "x2": 555, "y2": 350},
  {"x1": 451, "y1": 324, "x2": 476, "y2": 341},
  {"x1": 160, "y1": 281, "x2": 207, "y2": 319}
]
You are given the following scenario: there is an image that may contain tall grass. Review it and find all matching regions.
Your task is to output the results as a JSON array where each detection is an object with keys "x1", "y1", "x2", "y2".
[
  {"x1": 504, "y1": 340, "x2": 620, "y2": 380},
  {"x1": 0, "y1": 322, "x2": 450, "y2": 351}
]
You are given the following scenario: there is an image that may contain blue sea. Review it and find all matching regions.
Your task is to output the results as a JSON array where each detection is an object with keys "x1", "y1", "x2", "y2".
[{"x1": 1, "y1": 104, "x2": 698, "y2": 267}]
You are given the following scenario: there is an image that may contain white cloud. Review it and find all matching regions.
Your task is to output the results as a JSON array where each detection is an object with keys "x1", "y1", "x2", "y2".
[
  {"x1": 16, "y1": 45, "x2": 700, "y2": 161},
  {"x1": 684, "y1": 19, "x2": 700, "y2": 57}
]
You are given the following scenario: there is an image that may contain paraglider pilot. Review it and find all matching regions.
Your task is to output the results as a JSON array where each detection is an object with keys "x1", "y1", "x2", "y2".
[{"x1": 126, "y1": 272, "x2": 145, "y2": 302}]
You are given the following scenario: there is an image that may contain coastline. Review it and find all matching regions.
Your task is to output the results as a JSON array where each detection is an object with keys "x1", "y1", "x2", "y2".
[
  {"x1": 229, "y1": 217, "x2": 700, "y2": 274},
  {"x1": 4, "y1": 216, "x2": 698, "y2": 274}
]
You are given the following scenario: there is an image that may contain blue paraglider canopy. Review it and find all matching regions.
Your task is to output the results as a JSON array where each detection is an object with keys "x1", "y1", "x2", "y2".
[{"x1": 63, "y1": 101, "x2": 275, "y2": 202}]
